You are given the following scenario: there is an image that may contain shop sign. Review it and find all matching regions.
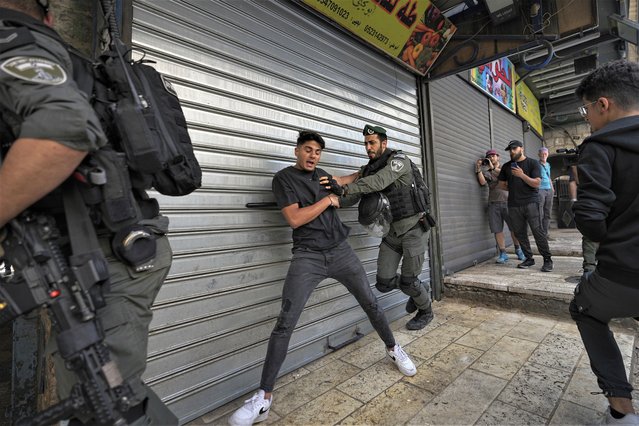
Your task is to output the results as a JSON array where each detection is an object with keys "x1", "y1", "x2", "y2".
[
  {"x1": 302, "y1": 0, "x2": 456, "y2": 75},
  {"x1": 469, "y1": 57, "x2": 515, "y2": 112},
  {"x1": 515, "y1": 73, "x2": 543, "y2": 136}
]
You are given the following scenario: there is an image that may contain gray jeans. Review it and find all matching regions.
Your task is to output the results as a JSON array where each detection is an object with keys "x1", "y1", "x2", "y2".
[
  {"x1": 508, "y1": 202, "x2": 552, "y2": 260},
  {"x1": 260, "y1": 240, "x2": 396, "y2": 392},
  {"x1": 539, "y1": 189, "x2": 553, "y2": 236},
  {"x1": 570, "y1": 271, "x2": 638, "y2": 398}
]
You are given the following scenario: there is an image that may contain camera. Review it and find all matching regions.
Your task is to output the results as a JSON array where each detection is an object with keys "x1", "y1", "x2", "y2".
[
  {"x1": 556, "y1": 148, "x2": 578, "y2": 167},
  {"x1": 481, "y1": 158, "x2": 491, "y2": 166}
]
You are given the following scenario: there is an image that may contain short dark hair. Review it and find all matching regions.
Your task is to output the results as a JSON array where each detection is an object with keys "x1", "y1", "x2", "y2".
[
  {"x1": 376, "y1": 133, "x2": 387, "y2": 143},
  {"x1": 297, "y1": 130, "x2": 325, "y2": 149},
  {"x1": 0, "y1": 0, "x2": 47, "y2": 20},
  {"x1": 575, "y1": 59, "x2": 639, "y2": 110}
]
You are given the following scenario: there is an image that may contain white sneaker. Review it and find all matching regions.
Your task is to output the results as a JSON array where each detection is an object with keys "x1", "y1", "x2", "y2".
[
  {"x1": 602, "y1": 407, "x2": 639, "y2": 425},
  {"x1": 387, "y1": 344, "x2": 416, "y2": 376},
  {"x1": 228, "y1": 390, "x2": 272, "y2": 426}
]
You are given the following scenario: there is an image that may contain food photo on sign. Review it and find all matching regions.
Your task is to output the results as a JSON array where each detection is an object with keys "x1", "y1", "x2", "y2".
[{"x1": 399, "y1": 3, "x2": 456, "y2": 74}]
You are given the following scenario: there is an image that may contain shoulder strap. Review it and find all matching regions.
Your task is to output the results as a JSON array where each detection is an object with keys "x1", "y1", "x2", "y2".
[{"x1": 62, "y1": 179, "x2": 111, "y2": 307}]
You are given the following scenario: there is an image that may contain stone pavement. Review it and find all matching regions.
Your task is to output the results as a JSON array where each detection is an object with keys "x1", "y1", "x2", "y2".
[{"x1": 188, "y1": 229, "x2": 638, "y2": 425}]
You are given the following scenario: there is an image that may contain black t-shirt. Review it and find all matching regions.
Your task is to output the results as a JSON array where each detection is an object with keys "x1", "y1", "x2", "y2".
[
  {"x1": 498, "y1": 157, "x2": 541, "y2": 207},
  {"x1": 272, "y1": 166, "x2": 349, "y2": 250}
]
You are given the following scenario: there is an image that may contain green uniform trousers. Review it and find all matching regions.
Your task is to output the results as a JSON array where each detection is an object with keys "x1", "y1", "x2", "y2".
[
  {"x1": 376, "y1": 225, "x2": 432, "y2": 310},
  {"x1": 51, "y1": 235, "x2": 172, "y2": 422}
]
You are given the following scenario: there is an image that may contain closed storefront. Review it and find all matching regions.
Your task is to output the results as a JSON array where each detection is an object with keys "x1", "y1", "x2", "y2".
[
  {"x1": 491, "y1": 102, "x2": 524, "y2": 148},
  {"x1": 429, "y1": 76, "x2": 493, "y2": 274},
  {"x1": 524, "y1": 130, "x2": 544, "y2": 155},
  {"x1": 131, "y1": 0, "x2": 425, "y2": 422},
  {"x1": 429, "y1": 76, "x2": 525, "y2": 274}
]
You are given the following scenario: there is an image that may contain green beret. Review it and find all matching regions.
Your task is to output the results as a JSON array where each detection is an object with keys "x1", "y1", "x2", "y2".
[{"x1": 363, "y1": 124, "x2": 387, "y2": 136}]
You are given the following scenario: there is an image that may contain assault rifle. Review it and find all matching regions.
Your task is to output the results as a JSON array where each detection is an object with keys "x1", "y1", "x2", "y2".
[{"x1": 0, "y1": 212, "x2": 133, "y2": 425}]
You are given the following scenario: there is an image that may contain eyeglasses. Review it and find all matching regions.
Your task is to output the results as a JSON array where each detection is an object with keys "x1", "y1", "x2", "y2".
[{"x1": 578, "y1": 100, "x2": 598, "y2": 118}]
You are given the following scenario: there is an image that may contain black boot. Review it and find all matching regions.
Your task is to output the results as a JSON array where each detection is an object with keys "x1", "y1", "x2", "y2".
[
  {"x1": 405, "y1": 298, "x2": 417, "y2": 314},
  {"x1": 406, "y1": 307, "x2": 434, "y2": 330}
]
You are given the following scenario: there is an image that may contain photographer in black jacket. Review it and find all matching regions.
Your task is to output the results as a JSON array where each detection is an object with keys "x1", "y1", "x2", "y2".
[{"x1": 570, "y1": 59, "x2": 639, "y2": 425}]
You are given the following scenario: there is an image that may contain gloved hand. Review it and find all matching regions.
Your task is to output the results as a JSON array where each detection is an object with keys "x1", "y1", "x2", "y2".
[{"x1": 319, "y1": 175, "x2": 344, "y2": 196}]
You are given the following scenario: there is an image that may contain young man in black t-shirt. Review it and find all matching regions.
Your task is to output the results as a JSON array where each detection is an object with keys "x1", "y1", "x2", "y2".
[
  {"x1": 498, "y1": 140, "x2": 553, "y2": 272},
  {"x1": 229, "y1": 131, "x2": 416, "y2": 426}
]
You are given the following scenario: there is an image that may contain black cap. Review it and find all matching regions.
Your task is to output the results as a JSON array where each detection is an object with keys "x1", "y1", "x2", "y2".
[
  {"x1": 363, "y1": 124, "x2": 387, "y2": 136},
  {"x1": 504, "y1": 140, "x2": 523, "y2": 151}
]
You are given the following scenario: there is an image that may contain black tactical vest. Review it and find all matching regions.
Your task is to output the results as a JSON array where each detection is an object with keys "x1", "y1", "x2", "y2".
[{"x1": 361, "y1": 150, "x2": 421, "y2": 222}]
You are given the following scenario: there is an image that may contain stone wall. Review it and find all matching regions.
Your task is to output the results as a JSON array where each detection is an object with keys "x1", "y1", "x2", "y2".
[
  {"x1": 629, "y1": 0, "x2": 638, "y2": 64},
  {"x1": 51, "y1": 0, "x2": 96, "y2": 56},
  {"x1": 542, "y1": 121, "x2": 591, "y2": 152}
]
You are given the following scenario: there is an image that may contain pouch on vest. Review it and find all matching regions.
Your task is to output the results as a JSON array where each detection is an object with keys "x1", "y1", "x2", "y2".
[
  {"x1": 74, "y1": 148, "x2": 142, "y2": 231},
  {"x1": 410, "y1": 162, "x2": 435, "y2": 224}
]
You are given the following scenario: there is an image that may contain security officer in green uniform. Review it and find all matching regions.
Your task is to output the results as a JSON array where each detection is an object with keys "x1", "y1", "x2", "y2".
[
  {"x1": 322, "y1": 124, "x2": 434, "y2": 330},
  {"x1": 0, "y1": 1, "x2": 176, "y2": 424}
]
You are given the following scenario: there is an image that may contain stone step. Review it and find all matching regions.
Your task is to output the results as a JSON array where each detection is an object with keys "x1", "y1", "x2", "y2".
[
  {"x1": 504, "y1": 230, "x2": 584, "y2": 257},
  {"x1": 443, "y1": 255, "x2": 583, "y2": 317}
]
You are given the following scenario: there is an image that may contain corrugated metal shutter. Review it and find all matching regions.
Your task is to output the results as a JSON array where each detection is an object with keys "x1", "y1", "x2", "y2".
[
  {"x1": 131, "y1": 0, "x2": 424, "y2": 422},
  {"x1": 491, "y1": 101, "x2": 524, "y2": 149},
  {"x1": 524, "y1": 130, "x2": 543, "y2": 154},
  {"x1": 429, "y1": 76, "x2": 495, "y2": 274}
]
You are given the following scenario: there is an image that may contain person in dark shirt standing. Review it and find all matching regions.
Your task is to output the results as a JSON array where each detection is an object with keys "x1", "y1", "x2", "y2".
[
  {"x1": 570, "y1": 59, "x2": 639, "y2": 425},
  {"x1": 498, "y1": 140, "x2": 553, "y2": 272},
  {"x1": 229, "y1": 130, "x2": 416, "y2": 426}
]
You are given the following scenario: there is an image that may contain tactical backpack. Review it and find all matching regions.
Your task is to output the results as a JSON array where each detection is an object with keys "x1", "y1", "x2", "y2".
[{"x1": 90, "y1": 1, "x2": 202, "y2": 196}]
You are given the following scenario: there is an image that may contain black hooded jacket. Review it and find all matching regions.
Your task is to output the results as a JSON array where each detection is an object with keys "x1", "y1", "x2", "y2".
[{"x1": 573, "y1": 115, "x2": 639, "y2": 285}]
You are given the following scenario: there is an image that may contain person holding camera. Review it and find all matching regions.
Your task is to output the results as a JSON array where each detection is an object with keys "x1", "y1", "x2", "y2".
[
  {"x1": 497, "y1": 140, "x2": 553, "y2": 272},
  {"x1": 475, "y1": 149, "x2": 525, "y2": 263}
]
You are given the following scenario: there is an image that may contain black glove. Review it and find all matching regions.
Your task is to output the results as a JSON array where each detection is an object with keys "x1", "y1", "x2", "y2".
[{"x1": 319, "y1": 175, "x2": 344, "y2": 196}]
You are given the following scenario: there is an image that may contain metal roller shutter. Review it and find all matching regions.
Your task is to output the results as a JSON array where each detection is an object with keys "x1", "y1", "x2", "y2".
[
  {"x1": 131, "y1": 0, "x2": 424, "y2": 422},
  {"x1": 429, "y1": 76, "x2": 496, "y2": 274},
  {"x1": 524, "y1": 130, "x2": 543, "y2": 155},
  {"x1": 491, "y1": 102, "x2": 524, "y2": 150}
]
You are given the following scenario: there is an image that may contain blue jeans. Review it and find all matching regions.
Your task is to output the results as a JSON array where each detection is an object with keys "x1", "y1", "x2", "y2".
[{"x1": 260, "y1": 240, "x2": 396, "y2": 392}]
